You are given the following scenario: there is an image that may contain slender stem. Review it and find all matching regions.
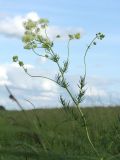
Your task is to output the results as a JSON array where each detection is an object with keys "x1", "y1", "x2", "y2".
[
  {"x1": 60, "y1": 81, "x2": 101, "y2": 158},
  {"x1": 84, "y1": 36, "x2": 97, "y2": 78},
  {"x1": 76, "y1": 104, "x2": 101, "y2": 158},
  {"x1": 22, "y1": 66, "x2": 70, "y2": 91},
  {"x1": 31, "y1": 48, "x2": 46, "y2": 57},
  {"x1": 23, "y1": 67, "x2": 57, "y2": 85},
  {"x1": 58, "y1": 72, "x2": 101, "y2": 158},
  {"x1": 24, "y1": 99, "x2": 42, "y2": 129}
]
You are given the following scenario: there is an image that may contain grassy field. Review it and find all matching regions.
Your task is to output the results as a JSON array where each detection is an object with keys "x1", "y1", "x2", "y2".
[{"x1": 0, "y1": 106, "x2": 120, "y2": 160}]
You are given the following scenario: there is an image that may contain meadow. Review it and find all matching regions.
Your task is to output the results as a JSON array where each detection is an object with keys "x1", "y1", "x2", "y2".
[{"x1": 0, "y1": 106, "x2": 120, "y2": 160}]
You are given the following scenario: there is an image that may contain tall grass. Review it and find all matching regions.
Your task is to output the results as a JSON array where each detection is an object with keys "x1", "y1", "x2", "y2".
[{"x1": 0, "y1": 107, "x2": 120, "y2": 159}]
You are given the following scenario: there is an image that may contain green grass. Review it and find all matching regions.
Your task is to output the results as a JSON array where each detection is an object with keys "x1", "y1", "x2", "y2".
[{"x1": 0, "y1": 106, "x2": 120, "y2": 160}]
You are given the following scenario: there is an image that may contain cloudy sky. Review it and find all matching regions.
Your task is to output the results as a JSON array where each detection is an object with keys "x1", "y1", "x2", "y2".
[{"x1": 0, "y1": 0, "x2": 120, "y2": 110}]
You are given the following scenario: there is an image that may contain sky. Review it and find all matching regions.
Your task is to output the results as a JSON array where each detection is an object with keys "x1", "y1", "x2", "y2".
[{"x1": 0, "y1": 0, "x2": 120, "y2": 110}]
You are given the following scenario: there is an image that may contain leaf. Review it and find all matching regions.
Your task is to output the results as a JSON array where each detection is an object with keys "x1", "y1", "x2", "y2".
[
  {"x1": 13, "y1": 56, "x2": 18, "y2": 62},
  {"x1": 74, "y1": 33, "x2": 80, "y2": 39}
]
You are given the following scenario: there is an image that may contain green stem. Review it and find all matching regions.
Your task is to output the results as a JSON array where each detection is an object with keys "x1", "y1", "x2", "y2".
[
  {"x1": 31, "y1": 47, "x2": 46, "y2": 57},
  {"x1": 61, "y1": 79, "x2": 101, "y2": 158},
  {"x1": 54, "y1": 36, "x2": 102, "y2": 159},
  {"x1": 84, "y1": 36, "x2": 97, "y2": 78},
  {"x1": 62, "y1": 82, "x2": 102, "y2": 159},
  {"x1": 23, "y1": 67, "x2": 58, "y2": 85},
  {"x1": 54, "y1": 60, "x2": 101, "y2": 158}
]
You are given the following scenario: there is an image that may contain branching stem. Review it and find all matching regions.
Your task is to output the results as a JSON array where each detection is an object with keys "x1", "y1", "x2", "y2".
[
  {"x1": 84, "y1": 36, "x2": 97, "y2": 78},
  {"x1": 13, "y1": 19, "x2": 105, "y2": 159}
]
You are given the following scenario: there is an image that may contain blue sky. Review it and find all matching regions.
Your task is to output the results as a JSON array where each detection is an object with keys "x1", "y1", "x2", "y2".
[{"x1": 0, "y1": 0, "x2": 120, "y2": 109}]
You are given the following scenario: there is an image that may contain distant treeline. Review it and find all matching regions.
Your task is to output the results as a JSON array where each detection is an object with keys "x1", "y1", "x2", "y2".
[{"x1": 0, "y1": 105, "x2": 6, "y2": 110}]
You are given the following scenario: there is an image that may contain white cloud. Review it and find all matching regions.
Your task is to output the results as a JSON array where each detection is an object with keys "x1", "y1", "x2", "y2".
[
  {"x1": 66, "y1": 75, "x2": 120, "y2": 106},
  {"x1": 11, "y1": 63, "x2": 34, "y2": 69},
  {"x1": 0, "y1": 63, "x2": 120, "y2": 109},
  {"x1": 0, "y1": 66, "x2": 11, "y2": 86},
  {"x1": 0, "y1": 63, "x2": 60, "y2": 109},
  {"x1": 0, "y1": 12, "x2": 39, "y2": 38},
  {"x1": 1, "y1": 63, "x2": 57, "y2": 90},
  {"x1": 86, "y1": 86, "x2": 107, "y2": 97},
  {"x1": 24, "y1": 12, "x2": 39, "y2": 21},
  {"x1": 46, "y1": 26, "x2": 84, "y2": 40},
  {"x1": 0, "y1": 12, "x2": 84, "y2": 39},
  {"x1": 39, "y1": 57, "x2": 48, "y2": 63},
  {"x1": 42, "y1": 80, "x2": 57, "y2": 91},
  {"x1": 0, "y1": 66, "x2": 7, "y2": 79}
]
